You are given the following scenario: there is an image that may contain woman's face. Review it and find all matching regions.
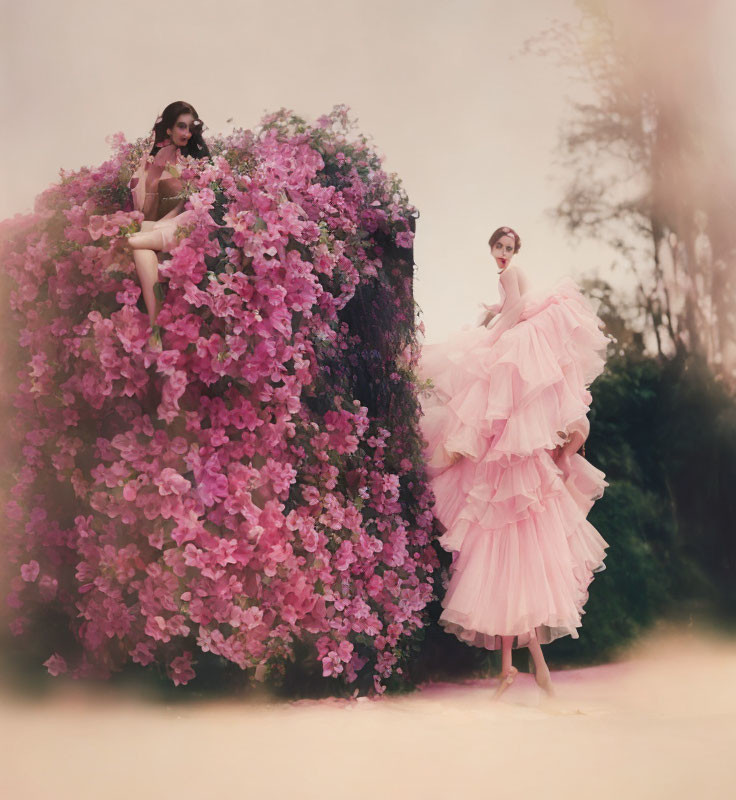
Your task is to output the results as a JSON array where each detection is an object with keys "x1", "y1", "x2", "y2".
[
  {"x1": 491, "y1": 234, "x2": 516, "y2": 271},
  {"x1": 167, "y1": 112, "x2": 195, "y2": 148}
]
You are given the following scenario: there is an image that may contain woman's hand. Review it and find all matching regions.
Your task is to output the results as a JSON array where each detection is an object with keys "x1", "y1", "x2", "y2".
[
  {"x1": 478, "y1": 302, "x2": 501, "y2": 327},
  {"x1": 556, "y1": 430, "x2": 586, "y2": 460},
  {"x1": 550, "y1": 444, "x2": 564, "y2": 463}
]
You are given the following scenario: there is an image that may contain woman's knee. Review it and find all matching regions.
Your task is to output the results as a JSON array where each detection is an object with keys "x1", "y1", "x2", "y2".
[{"x1": 129, "y1": 232, "x2": 163, "y2": 251}]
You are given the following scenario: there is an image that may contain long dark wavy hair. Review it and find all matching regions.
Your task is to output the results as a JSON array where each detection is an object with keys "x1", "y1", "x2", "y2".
[{"x1": 149, "y1": 101, "x2": 210, "y2": 159}]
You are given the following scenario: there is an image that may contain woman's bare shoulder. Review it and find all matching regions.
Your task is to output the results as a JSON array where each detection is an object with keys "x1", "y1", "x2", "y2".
[
  {"x1": 505, "y1": 262, "x2": 529, "y2": 289},
  {"x1": 152, "y1": 144, "x2": 179, "y2": 165}
]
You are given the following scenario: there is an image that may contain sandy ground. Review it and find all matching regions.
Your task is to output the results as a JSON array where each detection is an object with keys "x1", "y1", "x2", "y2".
[{"x1": 1, "y1": 629, "x2": 734, "y2": 800}]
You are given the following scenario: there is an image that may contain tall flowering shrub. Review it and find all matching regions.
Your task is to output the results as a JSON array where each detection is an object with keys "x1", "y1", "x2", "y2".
[{"x1": 1, "y1": 107, "x2": 439, "y2": 694}]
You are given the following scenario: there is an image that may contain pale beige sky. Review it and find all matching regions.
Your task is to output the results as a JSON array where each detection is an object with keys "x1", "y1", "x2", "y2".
[{"x1": 2, "y1": 0, "x2": 734, "y2": 342}]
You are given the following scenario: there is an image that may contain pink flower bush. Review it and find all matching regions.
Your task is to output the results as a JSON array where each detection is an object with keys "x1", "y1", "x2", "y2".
[{"x1": 1, "y1": 107, "x2": 439, "y2": 694}]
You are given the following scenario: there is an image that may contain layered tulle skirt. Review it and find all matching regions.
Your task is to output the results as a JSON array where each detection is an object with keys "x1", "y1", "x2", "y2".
[{"x1": 418, "y1": 278, "x2": 611, "y2": 649}]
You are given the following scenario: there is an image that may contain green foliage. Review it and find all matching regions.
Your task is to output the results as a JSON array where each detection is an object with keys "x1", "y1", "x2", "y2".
[
  {"x1": 547, "y1": 346, "x2": 735, "y2": 666},
  {"x1": 546, "y1": 481, "x2": 672, "y2": 665}
]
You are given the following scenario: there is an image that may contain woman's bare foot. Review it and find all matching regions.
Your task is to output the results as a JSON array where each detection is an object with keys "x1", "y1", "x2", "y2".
[
  {"x1": 526, "y1": 633, "x2": 555, "y2": 697},
  {"x1": 147, "y1": 325, "x2": 162, "y2": 352},
  {"x1": 492, "y1": 666, "x2": 518, "y2": 701},
  {"x1": 534, "y1": 667, "x2": 555, "y2": 697}
]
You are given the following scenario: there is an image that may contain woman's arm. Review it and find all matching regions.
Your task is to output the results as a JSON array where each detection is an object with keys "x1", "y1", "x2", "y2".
[
  {"x1": 555, "y1": 429, "x2": 586, "y2": 460},
  {"x1": 480, "y1": 266, "x2": 528, "y2": 344},
  {"x1": 140, "y1": 145, "x2": 180, "y2": 219},
  {"x1": 491, "y1": 266, "x2": 525, "y2": 326},
  {"x1": 478, "y1": 301, "x2": 502, "y2": 327},
  {"x1": 553, "y1": 416, "x2": 589, "y2": 463},
  {"x1": 499, "y1": 265, "x2": 522, "y2": 308},
  {"x1": 147, "y1": 146, "x2": 177, "y2": 186},
  {"x1": 478, "y1": 266, "x2": 522, "y2": 327}
]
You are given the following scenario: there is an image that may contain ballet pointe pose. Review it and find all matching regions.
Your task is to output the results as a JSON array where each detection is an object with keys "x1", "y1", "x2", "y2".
[
  {"x1": 493, "y1": 636, "x2": 519, "y2": 700},
  {"x1": 526, "y1": 631, "x2": 555, "y2": 696},
  {"x1": 125, "y1": 100, "x2": 210, "y2": 339},
  {"x1": 492, "y1": 632, "x2": 554, "y2": 700}
]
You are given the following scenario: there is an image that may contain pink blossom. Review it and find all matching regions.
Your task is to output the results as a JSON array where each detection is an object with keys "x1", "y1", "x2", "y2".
[
  {"x1": 4, "y1": 107, "x2": 435, "y2": 696},
  {"x1": 20, "y1": 560, "x2": 40, "y2": 582},
  {"x1": 395, "y1": 230, "x2": 414, "y2": 248},
  {"x1": 156, "y1": 468, "x2": 192, "y2": 496},
  {"x1": 168, "y1": 651, "x2": 196, "y2": 686},
  {"x1": 43, "y1": 653, "x2": 68, "y2": 676},
  {"x1": 130, "y1": 641, "x2": 155, "y2": 666},
  {"x1": 322, "y1": 651, "x2": 343, "y2": 677}
]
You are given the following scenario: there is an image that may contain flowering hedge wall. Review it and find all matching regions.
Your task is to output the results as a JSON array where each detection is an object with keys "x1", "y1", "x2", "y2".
[{"x1": 1, "y1": 107, "x2": 439, "y2": 695}]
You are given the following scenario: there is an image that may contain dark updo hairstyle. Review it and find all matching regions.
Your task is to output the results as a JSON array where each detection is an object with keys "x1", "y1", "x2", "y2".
[
  {"x1": 149, "y1": 100, "x2": 210, "y2": 159},
  {"x1": 489, "y1": 226, "x2": 522, "y2": 254}
]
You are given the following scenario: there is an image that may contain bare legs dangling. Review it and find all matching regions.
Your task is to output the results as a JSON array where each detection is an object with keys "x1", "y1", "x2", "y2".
[
  {"x1": 492, "y1": 635, "x2": 518, "y2": 700},
  {"x1": 492, "y1": 630, "x2": 555, "y2": 700},
  {"x1": 133, "y1": 248, "x2": 161, "y2": 324},
  {"x1": 527, "y1": 630, "x2": 555, "y2": 696},
  {"x1": 128, "y1": 223, "x2": 166, "y2": 330}
]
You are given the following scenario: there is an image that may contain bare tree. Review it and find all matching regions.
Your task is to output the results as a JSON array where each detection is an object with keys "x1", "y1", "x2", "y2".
[{"x1": 528, "y1": 0, "x2": 736, "y2": 374}]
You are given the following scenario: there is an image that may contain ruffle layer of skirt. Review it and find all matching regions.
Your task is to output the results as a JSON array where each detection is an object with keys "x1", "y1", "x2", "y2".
[
  {"x1": 437, "y1": 472, "x2": 608, "y2": 649},
  {"x1": 419, "y1": 279, "x2": 610, "y2": 466}
]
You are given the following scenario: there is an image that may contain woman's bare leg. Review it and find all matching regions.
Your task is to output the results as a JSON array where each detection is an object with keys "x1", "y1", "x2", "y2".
[
  {"x1": 132, "y1": 249, "x2": 161, "y2": 324},
  {"x1": 493, "y1": 636, "x2": 518, "y2": 700},
  {"x1": 129, "y1": 228, "x2": 166, "y2": 325},
  {"x1": 129, "y1": 228, "x2": 165, "y2": 250},
  {"x1": 501, "y1": 635, "x2": 514, "y2": 674},
  {"x1": 527, "y1": 630, "x2": 555, "y2": 696}
]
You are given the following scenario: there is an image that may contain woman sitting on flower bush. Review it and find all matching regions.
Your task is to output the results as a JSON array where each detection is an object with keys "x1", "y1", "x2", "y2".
[{"x1": 126, "y1": 100, "x2": 210, "y2": 341}]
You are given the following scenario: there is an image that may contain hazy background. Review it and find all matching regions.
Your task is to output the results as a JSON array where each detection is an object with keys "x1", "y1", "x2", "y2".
[
  {"x1": 3, "y1": 0, "x2": 735, "y2": 340},
  {"x1": 0, "y1": 0, "x2": 632, "y2": 342}
]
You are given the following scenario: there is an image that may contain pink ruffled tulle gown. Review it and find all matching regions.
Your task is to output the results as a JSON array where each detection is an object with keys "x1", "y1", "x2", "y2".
[
  {"x1": 418, "y1": 263, "x2": 611, "y2": 649},
  {"x1": 128, "y1": 143, "x2": 196, "y2": 251}
]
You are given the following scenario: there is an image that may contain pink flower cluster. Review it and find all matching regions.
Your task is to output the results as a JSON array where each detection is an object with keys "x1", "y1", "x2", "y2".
[{"x1": 2, "y1": 107, "x2": 436, "y2": 694}]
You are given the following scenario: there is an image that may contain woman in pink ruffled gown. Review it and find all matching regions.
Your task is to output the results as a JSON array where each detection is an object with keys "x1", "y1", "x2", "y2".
[
  {"x1": 418, "y1": 226, "x2": 611, "y2": 698},
  {"x1": 126, "y1": 101, "x2": 210, "y2": 339}
]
